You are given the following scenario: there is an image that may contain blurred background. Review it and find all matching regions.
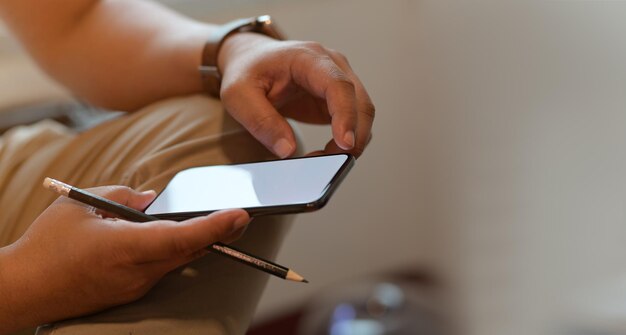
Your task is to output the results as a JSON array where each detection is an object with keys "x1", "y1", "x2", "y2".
[{"x1": 3, "y1": 1, "x2": 626, "y2": 334}]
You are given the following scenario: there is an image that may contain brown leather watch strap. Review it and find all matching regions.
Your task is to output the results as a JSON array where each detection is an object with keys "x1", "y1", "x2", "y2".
[{"x1": 199, "y1": 15, "x2": 285, "y2": 97}]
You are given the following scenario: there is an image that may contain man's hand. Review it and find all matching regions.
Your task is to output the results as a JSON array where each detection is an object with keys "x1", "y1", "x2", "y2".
[
  {"x1": 218, "y1": 33, "x2": 375, "y2": 159},
  {"x1": 0, "y1": 186, "x2": 249, "y2": 334},
  {"x1": 0, "y1": 0, "x2": 375, "y2": 158}
]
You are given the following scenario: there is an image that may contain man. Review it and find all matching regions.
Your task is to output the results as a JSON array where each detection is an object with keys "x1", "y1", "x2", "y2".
[{"x1": 0, "y1": 0, "x2": 374, "y2": 333}]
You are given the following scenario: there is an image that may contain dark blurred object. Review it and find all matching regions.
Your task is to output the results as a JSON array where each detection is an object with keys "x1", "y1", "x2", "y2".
[{"x1": 248, "y1": 269, "x2": 446, "y2": 335}]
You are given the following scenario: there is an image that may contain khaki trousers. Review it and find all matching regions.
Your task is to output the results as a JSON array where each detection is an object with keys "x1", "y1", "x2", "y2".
[{"x1": 0, "y1": 95, "x2": 295, "y2": 334}]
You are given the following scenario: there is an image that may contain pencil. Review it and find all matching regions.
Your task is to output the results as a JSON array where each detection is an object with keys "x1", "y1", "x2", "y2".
[{"x1": 43, "y1": 177, "x2": 308, "y2": 283}]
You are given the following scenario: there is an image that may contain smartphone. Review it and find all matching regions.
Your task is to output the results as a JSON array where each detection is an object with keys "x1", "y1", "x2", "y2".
[{"x1": 144, "y1": 153, "x2": 355, "y2": 219}]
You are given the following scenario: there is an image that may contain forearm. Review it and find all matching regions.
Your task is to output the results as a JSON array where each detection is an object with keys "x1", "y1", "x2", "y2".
[
  {"x1": 0, "y1": 0, "x2": 214, "y2": 111},
  {"x1": 0, "y1": 244, "x2": 91, "y2": 334},
  {"x1": 0, "y1": 245, "x2": 37, "y2": 334}
]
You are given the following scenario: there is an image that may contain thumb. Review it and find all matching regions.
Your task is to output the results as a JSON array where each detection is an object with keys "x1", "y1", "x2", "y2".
[{"x1": 132, "y1": 209, "x2": 250, "y2": 262}]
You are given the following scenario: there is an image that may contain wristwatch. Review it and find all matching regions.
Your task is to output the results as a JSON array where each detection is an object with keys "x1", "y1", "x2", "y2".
[{"x1": 199, "y1": 15, "x2": 285, "y2": 97}]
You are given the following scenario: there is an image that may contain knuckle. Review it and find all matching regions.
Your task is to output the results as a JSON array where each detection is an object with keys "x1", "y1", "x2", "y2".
[
  {"x1": 337, "y1": 54, "x2": 350, "y2": 65},
  {"x1": 92, "y1": 185, "x2": 134, "y2": 203},
  {"x1": 321, "y1": 61, "x2": 351, "y2": 83},
  {"x1": 107, "y1": 185, "x2": 133, "y2": 196},
  {"x1": 249, "y1": 113, "x2": 279, "y2": 136},
  {"x1": 300, "y1": 40, "x2": 324, "y2": 52},
  {"x1": 331, "y1": 73, "x2": 356, "y2": 92},
  {"x1": 324, "y1": 46, "x2": 338, "y2": 54},
  {"x1": 362, "y1": 101, "x2": 376, "y2": 120},
  {"x1": 316, "y1": 54, "x2": 337, "y2": 69},
  {"x1": 329, "y1": 49, "x2": 350, "y2": 64},
  {"x1": 291, "y1": 41, "x2": 329, "y2": 63},
  {"x1": 118, "y1": 185, "x2": 134, "y2": 194}
]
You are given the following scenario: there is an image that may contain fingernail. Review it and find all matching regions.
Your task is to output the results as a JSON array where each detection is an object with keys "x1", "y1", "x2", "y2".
[
  {"x1": 273, "y1": 138, "x2": 294, "y2": 158},
  {"x1": 141, "y1": 190, "x2": 157, "y2": 196},
  {"x1": 343, "y1": 131, "x2": 355, "y2": 149},
  {"x1": 233, "y1": 213, "x2": 250, "y2": 231}
]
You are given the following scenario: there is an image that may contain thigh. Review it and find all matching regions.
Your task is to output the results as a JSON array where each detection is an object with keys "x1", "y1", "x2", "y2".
[{"x1": 0, "y1": 95, "x2": 297, "y2": 334}]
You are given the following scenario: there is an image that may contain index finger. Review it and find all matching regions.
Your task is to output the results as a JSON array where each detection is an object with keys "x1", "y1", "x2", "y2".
[
  {"x1": 327, "y1": 51, "x2": 375, "y2": 158},
  {"x1": 291, "y1": 47, "x2": 358, "y2": 151}
]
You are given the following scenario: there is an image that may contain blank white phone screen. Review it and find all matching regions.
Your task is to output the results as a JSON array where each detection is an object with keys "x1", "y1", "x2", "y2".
[{"x1": 144, "y1": 155, "x2": 349, "y2": 214}]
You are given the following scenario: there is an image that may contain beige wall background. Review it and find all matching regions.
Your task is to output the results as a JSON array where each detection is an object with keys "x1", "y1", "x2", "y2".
[
  {"x1": 179, "y1": 0, "x2": 429, "y2": 327},
  {"x1": 4, "y1": 1, "x2": 626, "y2": 334},
  {"x1": 195, "y1": 2, "x2": 626, "y2": 334}
]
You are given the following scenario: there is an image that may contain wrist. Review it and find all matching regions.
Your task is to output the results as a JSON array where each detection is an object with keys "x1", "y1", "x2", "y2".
[
  {"x1": 217, "y1": 32, "x2": 275, "y2": 76},
  {"x1": 0, "y1": 245, "x2": 37, "y2": 334},
  {"x1": 199, "y1": 15, "x2": 284, "y2": 97}
]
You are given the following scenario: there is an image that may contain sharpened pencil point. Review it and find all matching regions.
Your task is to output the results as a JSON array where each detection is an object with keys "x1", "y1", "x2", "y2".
[{"x1": 286, "y1": 269, "x2": 308, "y2": 283}]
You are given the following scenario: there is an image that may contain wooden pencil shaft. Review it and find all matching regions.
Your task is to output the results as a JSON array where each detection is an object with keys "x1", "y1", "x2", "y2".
[
  {"x1": 71, "y1": 188, "x2": 153, "y2": 222},
  {"x1": 211, "y1": 243, "x2": 288, "y2": 278}
]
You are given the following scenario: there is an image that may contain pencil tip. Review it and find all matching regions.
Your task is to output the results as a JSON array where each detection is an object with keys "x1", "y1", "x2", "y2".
[{"x1": 286, "y1": 269, "x2": 309, "y2": 283}]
